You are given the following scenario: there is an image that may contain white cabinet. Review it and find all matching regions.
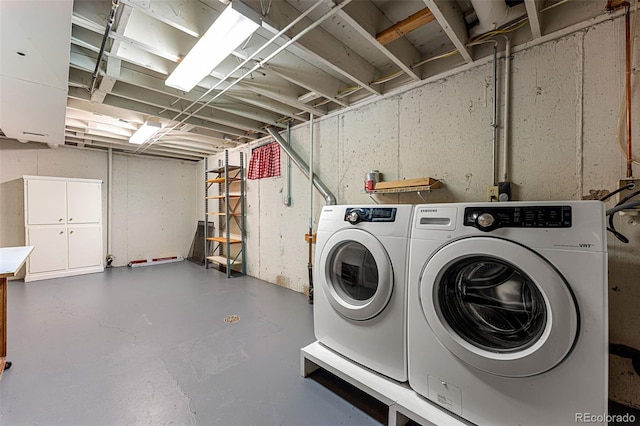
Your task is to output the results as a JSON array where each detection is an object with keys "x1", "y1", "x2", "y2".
[
  {"x1": 68, "y1": 226, "x2": 102, "y2": 269},
  {"x1": 24, "y1": 176, "x2": 104, "y2": 282},
  {"x1": 27, "y1": 227, "x2": 68, "y2": 273}
]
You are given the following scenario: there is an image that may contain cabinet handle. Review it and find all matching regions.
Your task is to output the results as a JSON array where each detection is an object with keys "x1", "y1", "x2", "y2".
[
  {"x1": 69, "y1": 218, "x2": 73, "y2": 221},
  {"x1": 69, "y1": 230, "x2": 74, "y2": 234},
  {"x1": 59, "y1": 231, "x2": 64, "y2": 235},
  {"x1": 59, "y1": 218, "x2": 63, "y2": 222}
]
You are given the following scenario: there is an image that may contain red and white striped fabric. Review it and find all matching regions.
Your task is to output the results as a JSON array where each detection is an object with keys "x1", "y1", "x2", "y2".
[{"x1": 248, "y1": 142, "x2": 281, "y2": 180}]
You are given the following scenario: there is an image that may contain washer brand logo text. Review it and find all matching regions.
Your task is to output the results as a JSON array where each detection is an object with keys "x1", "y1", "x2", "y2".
[
  {"x1": 579, "y1": 243, "x2": 594, "y2": 248},
  {"x1": 420, "y1": 209, "x2": 438, "y2": 213}
]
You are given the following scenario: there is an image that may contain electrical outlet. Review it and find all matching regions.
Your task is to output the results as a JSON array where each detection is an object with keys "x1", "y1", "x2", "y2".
[
  {"x1": 617, "y1": 178, "x2": 640, "y2": 216},
  {"x1": 487, "y1": 186, "x2": 499, "y2": 202}
]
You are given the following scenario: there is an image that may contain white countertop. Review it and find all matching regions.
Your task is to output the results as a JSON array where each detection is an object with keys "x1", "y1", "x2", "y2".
[{"x1": 0, "y1": 246, "x2": 34, "y2": 278}]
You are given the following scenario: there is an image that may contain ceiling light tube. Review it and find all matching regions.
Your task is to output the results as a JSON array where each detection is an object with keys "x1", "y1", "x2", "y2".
[
  {"x1": 129, "y1": 120, "x2": 162, "y2": 144},
  {"x1": 165, "y1": 2, "x2": 261, "y2": 92}
]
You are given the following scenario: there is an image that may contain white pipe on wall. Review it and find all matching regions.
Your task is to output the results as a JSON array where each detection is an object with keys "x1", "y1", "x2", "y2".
[
  {"x1": 501, "y1": 36, "x2": 511, "y2": 182},
  {"x1": 107, "y1": 147, "x2": 113, "y2": 265},
  {"x1": 309, "y1": 115, "x2": 314, "y2": 230},
  {"x1": 284, "y1": 123, "x2": 292, "y2": 206}
]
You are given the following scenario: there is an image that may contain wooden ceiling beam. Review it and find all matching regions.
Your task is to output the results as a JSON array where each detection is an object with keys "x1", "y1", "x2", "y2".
[{"x1": 376, "y1": 7, "x2": 435, "y2": 46}]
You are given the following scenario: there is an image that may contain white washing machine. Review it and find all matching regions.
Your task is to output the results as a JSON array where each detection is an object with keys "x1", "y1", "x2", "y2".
[
  {"x1": 314, "y1": 204, "x2": 413, "y2": 382},
  {"x1": 407, "y1": 201, "x2": 608, "y2": 426}
]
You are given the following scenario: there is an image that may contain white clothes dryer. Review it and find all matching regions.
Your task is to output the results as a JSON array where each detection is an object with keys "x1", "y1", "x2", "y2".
[
  {"x1": 407, "y1": 201, "x2": 608, "y2": 426},
  {"x1": 314, "y1": 205, "x2": 413, "y2": 382}
]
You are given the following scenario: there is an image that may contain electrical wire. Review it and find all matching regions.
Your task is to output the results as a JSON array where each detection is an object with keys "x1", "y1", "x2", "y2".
[
  {"x1": 605, "y1": 196, "x2": 640, "y2": 243},
  {"x1": 607, "y1": 200, "x2": 640, "y2": 216},
  {"x1": 618, "y1": 189, "x2": 640, "y2": 205},
  {"x1": 411, "y1": 49, "x2": 460, "y2": 70},
  {"x1": 371, "y1": 70, "x2": 405, "y2": 85},
  {"x1": 599, "y1": 182, "x2": 636, "y2": 201},
  {"x1": 470, "y1": 17, "x2": 530, "y2": 44}
]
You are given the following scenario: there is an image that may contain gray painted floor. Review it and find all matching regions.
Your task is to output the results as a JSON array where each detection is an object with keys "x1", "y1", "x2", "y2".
[{"x1": 0, "y1": 262, "x2": 381, "y2": 426}]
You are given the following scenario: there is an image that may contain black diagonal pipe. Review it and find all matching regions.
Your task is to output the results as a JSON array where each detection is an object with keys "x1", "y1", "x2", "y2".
[{"x1": 89, "y1": 0, "x2": 120, "y2": 94}]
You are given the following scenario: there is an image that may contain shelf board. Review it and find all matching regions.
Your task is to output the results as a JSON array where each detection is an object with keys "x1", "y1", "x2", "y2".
[
  {"x1": 206, "y1": 255, "x2": 242, "y2": 266},
  {"x1": 206, "y1": 212, "x2": 241, "y2": 216},
  {"x1": 206, "y1": 237, "x2": 242, "y2": 244},
  {"x1": 206, "y1": 177, "x2": 241, "y2": 184},
  {"x1": 207, "y1": 165, "x2": 241, "y2": 174},
  {"x1": 206, "y1": 194, "x2": 242, "y2": 200},
  {"x1": 367, "y1": 178, "x2": 441, "y2": 194},
  {"x1": 367, "y1": 184, "x2": 439, "y2": 194}
]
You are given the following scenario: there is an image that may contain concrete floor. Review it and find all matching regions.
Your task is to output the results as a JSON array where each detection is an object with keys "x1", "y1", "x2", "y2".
[{"x1": 0, "y1": 261, "x2": 381, "y2": 425}]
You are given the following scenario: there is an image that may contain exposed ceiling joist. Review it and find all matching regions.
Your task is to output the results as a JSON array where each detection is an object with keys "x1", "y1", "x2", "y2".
[
  {"x1": 422, "y1": 0, "x2": 473, "y2": 63},
  {"x1": 337, "y1": 9, "x2": 421, "y2": 81},
  {"x1": 1, "y1": 0, "x2": 612, "y2": 161},
  {"x1": 525, "y1": 0, "x2": 544, "y2": 38},
  {"x1": 250, "y1": 0, "x2": 382, "y2": 96},
  {"x1": 376, "y1": 7, "x2": 435, "y2": 46}
]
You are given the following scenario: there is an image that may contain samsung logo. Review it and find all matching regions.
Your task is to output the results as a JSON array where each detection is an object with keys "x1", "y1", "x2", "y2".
[{"x1": 420, "y1": 209, "x2": 438, "y2": 213}]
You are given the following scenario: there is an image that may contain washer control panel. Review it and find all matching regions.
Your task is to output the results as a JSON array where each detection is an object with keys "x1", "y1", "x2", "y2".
[
  {"x1": 464, "y1": 205, "x2": 572, "y2": 231},
  {"x1": 344, "y1": 207, "x2": 397, "y2": 224}
]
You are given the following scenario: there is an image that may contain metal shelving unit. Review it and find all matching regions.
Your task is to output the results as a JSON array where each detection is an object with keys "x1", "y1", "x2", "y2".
[{"x1": 204, "y1": 150, "x2": 246, "y2": 277}]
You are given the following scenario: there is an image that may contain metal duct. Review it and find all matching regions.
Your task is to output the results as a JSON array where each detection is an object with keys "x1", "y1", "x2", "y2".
[
  {"x1": 469, "y1": 0, "x2": 526, "y2": 37},
  {"x1": 267, "y1": 127, "x2": 336, "y2": 205}
]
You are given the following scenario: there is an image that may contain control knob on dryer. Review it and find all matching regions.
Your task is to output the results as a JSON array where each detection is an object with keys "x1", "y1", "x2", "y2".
[
  {"x1": 347, "y1": 209, "x2": 364, "y2": 224},
  {"x1": 476, "y1": 212, "x2": 497, "y2": 231}
]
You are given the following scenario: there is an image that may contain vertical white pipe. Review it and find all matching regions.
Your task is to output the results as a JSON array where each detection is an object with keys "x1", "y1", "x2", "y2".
[
  {"x1": 502, "y1": 37, "x2": 511, "y2": 182},
  {"x1": 107, "y1": 147, "x2": 113, "y2": 261},
  {"x1": 284, "y1": 122, "x2": 292, "y2": 206},
  {"x1": 492, "y1": 44, "x2": 498, "y2": 185},
  {"x1": 309, "y1": 115, "x2": 314, "y2": 230}
]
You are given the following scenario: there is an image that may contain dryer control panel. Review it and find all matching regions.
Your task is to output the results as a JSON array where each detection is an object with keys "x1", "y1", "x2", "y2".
[
  {"x1": 344, "y1": 207, "x2": 397, "y2": 224},
  {"x1": 464, "y1": 205, "x2": 572, "y2": 231}
]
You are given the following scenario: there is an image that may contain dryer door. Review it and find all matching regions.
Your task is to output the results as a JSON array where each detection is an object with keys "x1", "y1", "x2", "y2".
[
  {"x1": 319, "y1": 228, "x2": 394, "y2": 321},
  {"x1": 420, "y1": 237, "x2": 578, "y2": 377}
]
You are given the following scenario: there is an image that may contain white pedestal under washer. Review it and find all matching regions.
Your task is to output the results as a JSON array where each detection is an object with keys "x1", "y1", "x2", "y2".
[
  {"x1": 314, "y1": 205, "x2": 413, "y2": 382},
  {"x1": 407, "y1": 201, "x2": 608, "y2": 426}
]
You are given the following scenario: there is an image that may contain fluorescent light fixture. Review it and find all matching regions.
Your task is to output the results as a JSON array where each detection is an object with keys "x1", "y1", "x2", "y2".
[
  {"x1": 129, "y1": 121, "x2": 162, "y2": 144},
  {"x1": 165, "y1": 2, "x2": 261, "y2": 92}
]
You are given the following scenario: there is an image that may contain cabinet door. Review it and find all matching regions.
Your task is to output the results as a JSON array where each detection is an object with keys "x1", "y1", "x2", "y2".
[
  {"x1": 28, "y1": 227, "x2": 68, "y2": 273},
  {"x1": 68, "y1": 226, "x2": 102, "y2": 269},
  {"x1": 67, "y1": 181, "x2": 101, "y2": 224},
  {"x1": 26, "y1": 179, "x2": 67, "y2": 225}
]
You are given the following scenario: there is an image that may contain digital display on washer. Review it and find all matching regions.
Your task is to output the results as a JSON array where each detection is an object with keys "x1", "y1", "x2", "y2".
[
  {"x1": 464, "y1": 206, "x2": 572, "y2": 229},
  {"x1": 344, "y1": 207, "x2": 397, "y2": 222}
]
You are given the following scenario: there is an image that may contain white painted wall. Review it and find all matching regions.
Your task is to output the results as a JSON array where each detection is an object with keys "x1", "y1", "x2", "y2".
[
  {"x1": 0, "y1": 140, "x2": 199, "y2": 269},
  {"x1": 211, "y1": 16, "x2": 640, "y2": 407}
]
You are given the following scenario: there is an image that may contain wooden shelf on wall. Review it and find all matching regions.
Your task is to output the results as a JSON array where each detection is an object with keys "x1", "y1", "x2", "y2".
[{"x1": 367, "y1": 177, "x2": 441, "y2": 194}]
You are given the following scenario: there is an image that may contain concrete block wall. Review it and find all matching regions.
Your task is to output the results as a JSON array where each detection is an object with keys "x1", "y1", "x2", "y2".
[
  {"x1": 214, "y1": 16, "x2": 640, "y2": 407},
  {"x1": 0, "y1": 141, "x2": 198, "y2": 269}
]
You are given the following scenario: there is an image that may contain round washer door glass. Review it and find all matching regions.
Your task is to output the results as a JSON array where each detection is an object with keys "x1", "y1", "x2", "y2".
[
  {"x1": 320, "y1": 229, "x2": 394, "y2": 321},
  {"x1": 329, "y1": 241, "x2": 379, "y2": 301},
  {"x1": 420, "y1": 237, "x2": 579, "y2": 377},
  {"x1": 438, "y1": 256, "x2": 547, "y2": 353}
]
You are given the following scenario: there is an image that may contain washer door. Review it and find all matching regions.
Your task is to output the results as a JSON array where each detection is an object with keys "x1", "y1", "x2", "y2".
[
  {"x1": 420, "y1": 237, "x2": 578, "y2": 377},
  {"x1": 319, "y1": 229, "x2": 394, "y2": 321}
]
